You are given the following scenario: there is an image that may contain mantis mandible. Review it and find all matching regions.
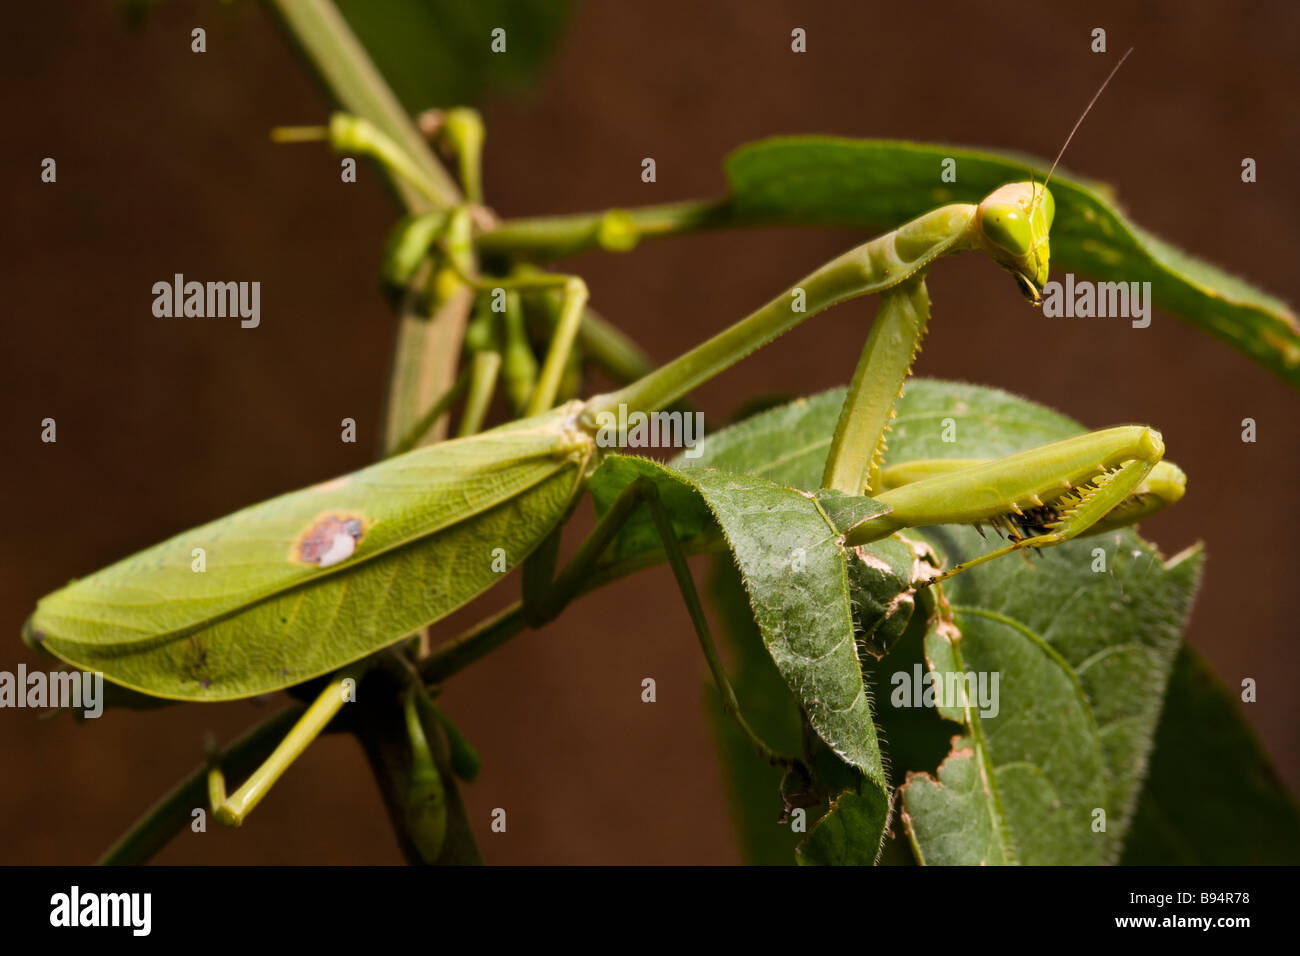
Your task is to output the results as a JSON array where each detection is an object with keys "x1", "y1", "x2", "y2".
[{"x1": 25, "y1": 51, "x2": 1184, "y2": 836}]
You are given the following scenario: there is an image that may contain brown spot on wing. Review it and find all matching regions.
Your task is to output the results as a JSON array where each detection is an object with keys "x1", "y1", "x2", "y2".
[{"x1": 294, "y1": 512, "x2": 368, "y2": 567}]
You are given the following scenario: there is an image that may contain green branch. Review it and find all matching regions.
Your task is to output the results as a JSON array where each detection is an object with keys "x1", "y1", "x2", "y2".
[{"x1": 268, "y1": 0, "x2": 460, "y2": 212}]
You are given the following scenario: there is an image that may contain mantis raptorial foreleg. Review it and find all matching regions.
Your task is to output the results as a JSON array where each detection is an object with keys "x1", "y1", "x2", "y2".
[
  {"x1": 932, "y1": 458, "x2": 1157, "y2": 579},
  {"x1": 841, "y1": 427, "x2": 1185, "y2": 580},
  {"x1": 879, "y1": 458, "x2": 1188, "y2": 535},
  {"x1": 823, "y1": 280, "x2": 931, "y2": 495},
  {"x1": 522, "y1": 477, "x2": 803, "y2": 771}
]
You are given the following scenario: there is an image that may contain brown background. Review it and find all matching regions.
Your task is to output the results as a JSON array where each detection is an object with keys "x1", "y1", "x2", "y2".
[{"x1": 2, "y1": 0, "x2": 1296, "y2": 864}]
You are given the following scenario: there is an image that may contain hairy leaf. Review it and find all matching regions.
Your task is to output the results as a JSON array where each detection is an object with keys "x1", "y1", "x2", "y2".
[
  {"x1": 704, "y1": 558, "x2": 806, "y2": 865},
  {"x1": 589, "y1": 456, "x2": 889, "y2": 792},
  {"x1": 676, "y1": 379, "x2": 1204, "y2": 864}
]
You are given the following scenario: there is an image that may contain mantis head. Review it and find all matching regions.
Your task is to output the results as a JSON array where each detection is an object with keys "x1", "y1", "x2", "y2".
[
  {"x1": 975, "y1": 182, "x2": 1054, "y2": 304},
  {"x1": 973, "y1": 47, "x2": 1131, "y2": 306}
]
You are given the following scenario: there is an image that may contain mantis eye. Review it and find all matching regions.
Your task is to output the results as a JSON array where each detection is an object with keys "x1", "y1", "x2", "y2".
[{"x1": 981, "y1": 206, "x2": 1033, "y2": 257}]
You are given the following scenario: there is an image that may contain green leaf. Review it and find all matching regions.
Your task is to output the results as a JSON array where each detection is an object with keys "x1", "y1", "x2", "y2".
[
  {"x1": 335, "y1": 0, "x2": 575, "y2": 111},
  {"x1": 724, "y1": 138, "x2": 1300, "y2": 386},
  {"x1": 704, "y1": 558, "x2": 805, "y2": 865},
  {"x1": 795, "y1": 786, "x2": 892, "y2": 866},
  {"x1": 27, "y1": 406, "x2": 591, "y2": 701},
  {"x1": 682, "y1": 378, "x2": 1109, "y2": 486},
  {"x1": 591, "y1": 453, "x2": 895, "y2": 862},
  {"x1": 673, "y1": 379, "x2": 1204, "y2": 864},
  {"x1": 845, "y1": 535, "x2": 927, "y2": 661},
  {"x1": 895, "y1": 455, "x2": 1203, "y2": 858},
  {"x1": 898, "y1": 736, "x2": 1011, "y2": 866},
  {"x1": 1122, "y1": 647, "x2": 1300, "y2": 865},
  {"x1": 588, "y1": 456, "x2": 889, "y2": 794}
]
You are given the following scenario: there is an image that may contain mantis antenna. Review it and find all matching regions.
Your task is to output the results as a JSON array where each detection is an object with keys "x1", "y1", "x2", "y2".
[
  {"x1": 1045, "y1": 46, "x2": 1134, "y2": 188},
  {"x1": 1029, "y1": 45, "x2": 1135, "y2": 233}
]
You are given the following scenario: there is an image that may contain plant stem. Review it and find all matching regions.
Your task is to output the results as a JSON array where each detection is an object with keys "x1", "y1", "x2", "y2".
[
  {"x1": 325, "y1": 113, "x2": 453, "y2": 209},
  {"x1": 354, "y1": 687, "x2": 483, "y2": 865},
  {"x1": 439, "y1": 108, "x2": 486, "y2": 204},
  {"x1": 98, "y1": 705, "x2": 305, "y2": 865},
  {"x1": 383, "y1": 282, "x2": 474, "y2": 452},
  {"x1": 268, "y1": 0, "x2": 459, "y2": 212},
  {"x1": 270, "y1": 0, "x2": 475, "y2": 451}
]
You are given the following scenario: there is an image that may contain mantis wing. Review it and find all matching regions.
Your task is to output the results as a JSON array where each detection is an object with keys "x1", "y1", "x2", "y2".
[{"x1": 26, "y1": 403, "x2": 593, "y2": 701}]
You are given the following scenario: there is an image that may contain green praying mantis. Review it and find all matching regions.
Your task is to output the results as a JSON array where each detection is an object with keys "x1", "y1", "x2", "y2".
[{"x1": 24, "y1": 52, "x2": 1187, "y2": 848}]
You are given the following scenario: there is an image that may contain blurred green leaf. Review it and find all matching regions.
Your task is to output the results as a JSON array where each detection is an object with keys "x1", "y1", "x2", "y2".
[
  {"x1": 1122, "y1": 647, "x2": 1300, "y2": 865},
  {"x1": 335, "y1": 0, "x2": 575, "y2": 110}
]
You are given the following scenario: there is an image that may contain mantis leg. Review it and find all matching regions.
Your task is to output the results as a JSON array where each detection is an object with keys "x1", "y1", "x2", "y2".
[
  {"x1": 462, "y1": 272, "x2": 590, "y2": 417},
  {"x1": 499, "y1": 290, "x2": 538, "y2": 412},
  {"x1": 387, "y1": 365, "x2": 472, "y2": 456},
  {"x1": 933, "y1": 457, "x2": 1160, "y2": 580},
  {"x1": 207, "y1": 663, "x2": 367, "y2": 827},
  {"x1": 457, "y1": 350, "x2": 501, "y2": 438},
  {"x1": 426, "y1": 108, "x2": 485, "y2": 205},
  {"x1": 844, "y1": 427, "x2": 1185, "y2": 580},
  {"x1": 880, "y1": 457, "x2": 1188, "y2": 535},
  {"x1": 273, "y1": 114, "x2": 450, "y2": 208},
  {"x1": 823, "y1": 278, "x2": 930, "y2": 495},
  {"x1": 400, "y1": 687, "x2": 448, "y2": 863},
  {"x1": 522, "y1": 478, "x2": 804, "y2": 771}
]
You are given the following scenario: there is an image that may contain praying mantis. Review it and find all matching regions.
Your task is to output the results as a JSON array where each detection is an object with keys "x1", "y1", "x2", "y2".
[{"x1": 24, "y1": 53, "x2": 1187, "y2": 852}]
